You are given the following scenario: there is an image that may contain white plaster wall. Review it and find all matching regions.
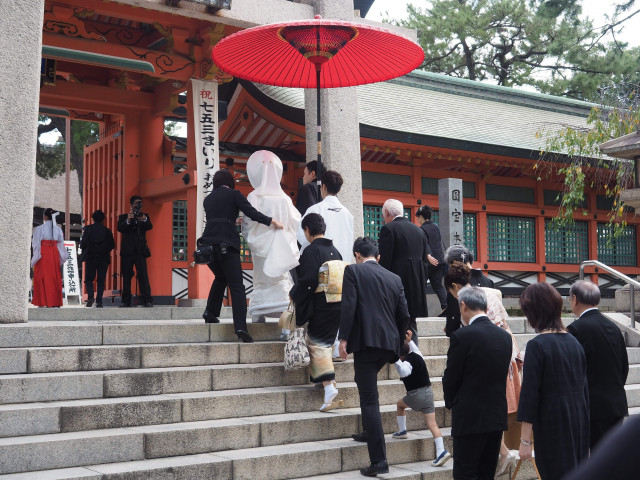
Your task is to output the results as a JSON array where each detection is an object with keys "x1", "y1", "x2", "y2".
[{"x1": 0, "y1": 1, "x2": 44, "y2": 322}]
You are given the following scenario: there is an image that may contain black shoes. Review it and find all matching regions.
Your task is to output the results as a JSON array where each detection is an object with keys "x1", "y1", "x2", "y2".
[
  {"x1": 203, "y1": 310, "x2": 220, "y2": 324},
  {"x1": 119, "y1": 303, "x2": 132, "y2": 308},
  {"x1": 86, "y1": 298, "x2": 94, "y2": 308},
  {"x1": 351, "y1": 432, "x2": 368, "y2": 442},
  {"x1": 96, "y1": 302, "x2": 103, "y2": 308},
  {"x1": 360, "y1": 460, "x2": 389, "y2": 477},
  {"x1": 235, "y1": 330, "x2": 254, "y2": 343},
  {"x1": 144, "y1": 302, "x2": 153, "y2": 308}
]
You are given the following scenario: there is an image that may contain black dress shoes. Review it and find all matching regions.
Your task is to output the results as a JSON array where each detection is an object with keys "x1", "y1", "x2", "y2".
[
  {"x1": 360, "y1": 460, "x2": 389, "y2": 477},
  {"x1": 86, "y1": 298, "x2": 94, "y2": 308},
  {"x1": 351, "y1": 432, "x2": 368, "y2": 442},
  {"x1": 202, "y1": 310, "x2": 220, "y2": 324},
  {"x1": 144, "y1": 302, "x2": 153, "y2": 308},
  {"x1": 96, "y1": 302, "x2": 103, "y2": 308},
  {"x1": 235, "y1": 330, "x2": 254, "y2": 343},
  {"x1": 119, "y1": 303, "x2": 132, "y2": 308}
]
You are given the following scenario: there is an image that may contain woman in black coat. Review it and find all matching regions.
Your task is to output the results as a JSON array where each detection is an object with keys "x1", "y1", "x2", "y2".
[
  {"x1": 200, "y1": 170, "x2": 282, "y2": 343},
  {"x1": 518, "y1": 282, "x2": 589, "y2": 480},
  {"x1": 289, "y1": 213, "x2": 343, "y2": 412}
]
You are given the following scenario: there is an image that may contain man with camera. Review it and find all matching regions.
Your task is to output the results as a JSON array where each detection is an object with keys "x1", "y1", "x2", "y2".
[{"x1": 117, "y1": 195, "x2": 153, "y2": 307}]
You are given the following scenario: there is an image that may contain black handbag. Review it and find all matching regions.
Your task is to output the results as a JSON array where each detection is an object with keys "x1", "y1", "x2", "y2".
[{"x1": 193, "y1": 244, "x2": 214, "y2": 264}]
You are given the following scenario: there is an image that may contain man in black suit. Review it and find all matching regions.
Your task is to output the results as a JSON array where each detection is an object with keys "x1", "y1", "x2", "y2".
[
  {"x1": 416, "y1": 205, "x2": 447, "y2": 311},
  {"x1": 442, "y1": 286, "x2": 512, "y2": 480},
  {"x1": 379, "y1": 199, "x2": 428, "y2": 342},
  {"x1": 200, "y1": 170, "x2": 283, "y2": 343},
  {"x1": 295, "y1": 160, "x2": 321, "y2": 216},
  {"x1": 81, "y1": 210, "x2": 115, "y2": 308},
  {"x1": 339, "y1": 237, "x2": 409, "y2": 477},
  {"x1": 567, "y1": 280, "x2": 629, "y2": 448},
  {"x1": 117, "y1": 195, "x2": 153, "y2": 307}
]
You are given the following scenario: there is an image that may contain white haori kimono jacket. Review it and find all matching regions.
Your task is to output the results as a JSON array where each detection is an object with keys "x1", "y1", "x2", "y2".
[
  {"x1": 242, "y1": 150, "x2": 301, "y2": 318},
  {"x1": 297, "y1": 195, "x2": 354, "y2": 264}
]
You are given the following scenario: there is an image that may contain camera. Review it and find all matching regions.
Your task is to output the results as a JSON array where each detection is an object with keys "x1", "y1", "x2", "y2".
[{"x1": 132, "y1": 203, "x2": 144, "y2": 218}]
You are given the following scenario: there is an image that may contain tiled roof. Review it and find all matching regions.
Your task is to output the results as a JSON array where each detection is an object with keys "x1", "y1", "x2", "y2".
[{"x1": 252, "y1": 70, "x2": 596, "y2": 155}]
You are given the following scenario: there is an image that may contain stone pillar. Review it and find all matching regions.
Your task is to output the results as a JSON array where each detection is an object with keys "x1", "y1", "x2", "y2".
[
  {"x1": 438, "y1": 178, "x2": 464, "y2": 250},
  {"x1": 0, "y1": 1, "x2": 44, "y2": 323},
  {"x1": 305, "y1": 0, "x2": 364, "y2": 238}
]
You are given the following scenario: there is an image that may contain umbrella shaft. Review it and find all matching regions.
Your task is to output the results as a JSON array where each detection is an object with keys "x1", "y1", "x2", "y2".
[{"x1": 316, "y1": 66, "x2": 322, "y2": 193}]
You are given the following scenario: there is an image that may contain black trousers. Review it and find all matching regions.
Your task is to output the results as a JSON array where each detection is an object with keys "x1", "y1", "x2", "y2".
[
  {"x1": 428, "y1": 263, "x2": 447, "y2": 309},
  {"x1": 121, "y1": 254, "x2": 152, "y2": 304},
  {"x1": 590, "y1": 416, "x2": 624, "y2": 450},
  {"x1": 452, "y1": 431, "x2": 502, "y2": 480},
  {"x1": 207, "y1": 247, "x2": 248, "y2": 332},
  {"x1": 84, "y1": 259, "x2": 109, "y2": 302},
  {"x1": 354, "y1": 348, "x2": 396, "y2": 465}
]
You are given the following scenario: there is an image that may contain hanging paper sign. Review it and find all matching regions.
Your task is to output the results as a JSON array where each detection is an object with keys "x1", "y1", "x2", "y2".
[
  {"x1": 63, "y1": 241, "x2": 81, "y2": 302},
  {"x1": 192, "y1": 78, "x2": 220, "y2": 238}
]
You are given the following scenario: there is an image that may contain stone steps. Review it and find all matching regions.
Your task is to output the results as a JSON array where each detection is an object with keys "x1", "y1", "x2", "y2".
[
  {"x1": 0, "y1": 314, "x2": 634, "y2": 478},
  {"x1": 0, "y1": 427, "x2": 451, "y2": 477}
]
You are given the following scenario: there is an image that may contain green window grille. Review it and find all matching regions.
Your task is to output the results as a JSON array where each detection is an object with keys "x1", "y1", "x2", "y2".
[
  {"x1": 597, "y1": 223, "x2": 637, "y2": 266},
  {"x1": 237, "y1": 225, "x2": 253, "y2": 263},
  {"x1": 172, "y1": 201, "x2": 188, "y2": 261},
  {"x1": 487, "y1": 215, "x2": 536, "y2": 262},
  {"x1": 363, "y1": 205, "x2": 411, "y2": 239},
  {"x1": 545, "y1": 220, "x2": 588, "y2": 264},
  {"x1": 362, "y1": 171, "x2": 411, "y2": 192},
  {"x1": 486, "y1": 184, "x2": 535, "y2": 204},
  {"x1": 464, "y1": 213, "x2": 477, "y2": 260}
]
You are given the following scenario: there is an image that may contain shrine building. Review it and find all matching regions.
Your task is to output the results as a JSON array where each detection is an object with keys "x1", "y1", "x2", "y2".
[{"x1": 30, "y1": 0, "x2": 640, "y2": 310}]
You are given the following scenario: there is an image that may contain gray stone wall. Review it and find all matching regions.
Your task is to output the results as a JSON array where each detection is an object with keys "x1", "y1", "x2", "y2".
[{"x1": 0, "y1": 1, "x2": 44, "y2": 322}]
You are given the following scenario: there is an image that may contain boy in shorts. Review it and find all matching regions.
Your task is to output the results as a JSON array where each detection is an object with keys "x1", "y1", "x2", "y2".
[{"x1": 393, "y1": 330, "x2": 452, "y2": 467}]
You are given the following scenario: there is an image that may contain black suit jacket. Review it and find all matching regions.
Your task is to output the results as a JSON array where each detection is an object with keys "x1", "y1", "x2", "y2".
[
  {"x1": 117, "y1": 213, "x2": 152, "y2": 257},
  {"x1": 339, "y1": 261, "x2": 409, "y2": 357},
  {"x1": 201, "y1": 186, "x2": 271, "y2": 252},
  {"x1": 443, "y1": 316, "x2": 512, "y2": 436},
  {"x1": 469, "y1": 269, "x2": 495, "y2": 288},
  {"x1": 295, "y1": 182, "x2": 319, "y2": 216},
  {"x1": 420, "y1": 221, "x2": 444, "y2": 263},
  {"x1": 80, "y1": 223, "x2": 115, "y2": 263},
  {"x1": 379, "y1": 217, "x2": 429, "y2": 318},
  {"x1": 567, "y1": 309, "x2": 629, "y2": 419}
]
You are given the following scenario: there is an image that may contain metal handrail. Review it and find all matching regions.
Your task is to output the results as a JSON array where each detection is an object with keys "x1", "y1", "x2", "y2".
[{"x1": 579, "y1": 260, "x2": 638, "y2": 328}]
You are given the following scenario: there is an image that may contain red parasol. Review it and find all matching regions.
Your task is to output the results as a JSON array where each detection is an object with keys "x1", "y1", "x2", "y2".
[{"x1": 212, "y1": 15, "x2": 424, "y2": 190}]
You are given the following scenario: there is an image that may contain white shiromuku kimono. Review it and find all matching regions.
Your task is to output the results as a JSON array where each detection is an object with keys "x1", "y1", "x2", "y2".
[
  {"x1": 297, "y1": 195, "x2": 355, "y2": 264},
  {"x1": 242, "y1": 151, "x2": 301, "y2": 321}
]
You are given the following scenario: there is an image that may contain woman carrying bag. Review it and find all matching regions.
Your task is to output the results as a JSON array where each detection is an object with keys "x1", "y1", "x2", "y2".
[{"x1": 289, "y1": 213, "x2": 344, "y2": 412}]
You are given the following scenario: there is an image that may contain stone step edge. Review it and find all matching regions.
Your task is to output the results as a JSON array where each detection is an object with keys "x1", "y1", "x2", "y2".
[
  {"x1": 0, "y1": 403, "x2": 447, "y2": 445},
  {"x1": 0, "y1": 428, "x2": 453, "y2": 478},
  {"x1": 0, "y1": 448, "x2": 455, "y2": 480}
]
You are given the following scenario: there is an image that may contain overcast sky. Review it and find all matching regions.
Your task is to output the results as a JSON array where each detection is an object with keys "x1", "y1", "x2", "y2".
[{"x1": 367, "y1": 0, "x2": 640, "y2": 47}]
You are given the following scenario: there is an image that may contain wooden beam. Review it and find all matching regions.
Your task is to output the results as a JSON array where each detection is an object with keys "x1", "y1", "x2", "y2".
[
  {"x1": 43, "y1": 32, "x2": 196, "y2": 81},
  {"x1": 40, "y1": 81, "x2": 154, "y2": 115}
]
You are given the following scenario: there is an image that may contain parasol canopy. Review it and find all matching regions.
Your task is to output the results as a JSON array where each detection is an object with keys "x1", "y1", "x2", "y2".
[{"x1": 211, "y1": 16, "x2": 425, "y2": 89}]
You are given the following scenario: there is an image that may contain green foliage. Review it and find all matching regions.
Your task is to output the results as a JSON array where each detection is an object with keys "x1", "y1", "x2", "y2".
[
  {"x1": 164, "y1": 120, "x2": 179, "y2": 136},
  {"x1": 392, "y1": 0, "x2": 640, "y2": 100},
  {"x1": 535, "y1": 83, "x2": 640, "y2": 237}
]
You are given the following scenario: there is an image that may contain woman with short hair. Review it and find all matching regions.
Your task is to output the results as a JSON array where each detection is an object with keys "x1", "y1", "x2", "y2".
[{"x1": 517, "y1": 282, "x2": 589, "y2": 480}]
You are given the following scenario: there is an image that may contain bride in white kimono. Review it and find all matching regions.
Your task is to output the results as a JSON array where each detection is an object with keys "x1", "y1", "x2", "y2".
[{"x1": 242, "y1": 151, "x2": 301, "y2": 328}]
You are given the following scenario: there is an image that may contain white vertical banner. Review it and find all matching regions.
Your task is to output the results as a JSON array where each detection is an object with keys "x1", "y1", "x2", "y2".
[
  {"x1": 63, "y1": 241, "x2": 81, "y2": 304},
  {"x1": 192, "y1": 79, "x2": 220, "y2": 239}
]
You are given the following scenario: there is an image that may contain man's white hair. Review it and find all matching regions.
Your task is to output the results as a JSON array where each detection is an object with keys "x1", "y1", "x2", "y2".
[{"x1": 383, "y1": 199, "x2": 404, "y2": 217}]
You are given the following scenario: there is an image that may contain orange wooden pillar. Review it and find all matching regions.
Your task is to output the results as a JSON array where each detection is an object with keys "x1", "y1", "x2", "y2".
[
  {"x1": 138, "y1": 110, "x2": 173, "y2": 297},
  {"x1": 476, "y1": 178, "x2": 489, "y2": 269},
  {"x1": 186, "y1": 82, "x2": 214, "y2": 300}
]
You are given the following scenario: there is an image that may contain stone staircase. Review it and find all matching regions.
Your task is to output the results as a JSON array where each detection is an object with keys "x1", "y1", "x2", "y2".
[{"x1": 0, "y1": 312, "x2": 638, "y2": 479}]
